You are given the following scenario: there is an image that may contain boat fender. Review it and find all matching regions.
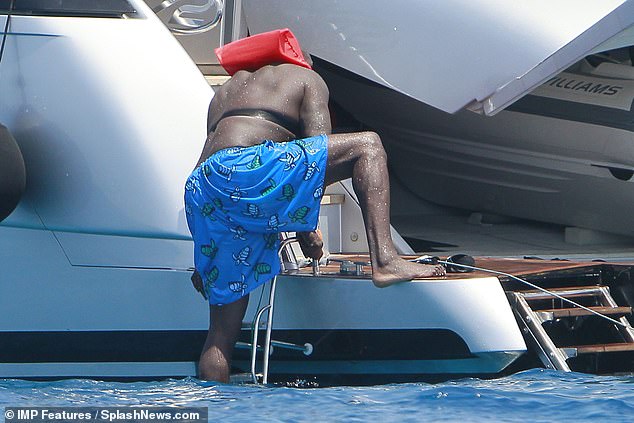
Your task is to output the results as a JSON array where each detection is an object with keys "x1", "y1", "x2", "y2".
[
  {"x1": 0, "y1": 124, "x2": 26, "y2": 222},
  {"x1": 215, "y1": 28, "x2": 312, "y2": 75}
]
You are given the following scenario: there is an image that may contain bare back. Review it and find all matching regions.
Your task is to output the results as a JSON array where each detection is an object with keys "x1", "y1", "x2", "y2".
[{"x1": 196, "y1": 64, "x2": 331, "y2": 167}]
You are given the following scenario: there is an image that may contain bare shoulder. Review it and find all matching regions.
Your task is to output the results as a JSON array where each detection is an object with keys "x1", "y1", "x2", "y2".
[
  {"x1": 296, "y1": 68, "x2": 329, "y2": 100},
  {"x1": 305, "y1": 69, "x2": 329, "y2": 93},
  {"x1": 279, "y1": 64, "x2": 327, "y2": 86},
  {"x1": 294, "y1": 66, "x2": 332, "y2": 135}
]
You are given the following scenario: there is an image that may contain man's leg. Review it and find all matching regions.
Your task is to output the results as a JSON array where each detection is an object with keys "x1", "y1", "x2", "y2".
[
  {"x1": 198, "y1": 295, "x2": 249, "y2": 382},
  {"x1": 324, "y1": 131, "x2": 445, "y2": 287}
]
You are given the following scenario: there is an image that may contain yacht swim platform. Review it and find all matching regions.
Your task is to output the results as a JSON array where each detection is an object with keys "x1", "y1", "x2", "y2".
[
  {"x1": 293, "y1": 254, "x2": 627, "y2": 280},
  {"x1": 234, "y1": 253, "x2": 634, "y2": 385}
]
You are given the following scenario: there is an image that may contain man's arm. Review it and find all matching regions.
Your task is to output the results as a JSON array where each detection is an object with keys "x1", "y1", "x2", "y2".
[
  {"x1": 299, "y1": 72, "x2": 332, "y2": 137},
  {"x1": 191, "y1": 270, "x2": 207, "y2": 300},
  {"x1": 297, "y1": 229, "x2": 324, "y2": 261}
]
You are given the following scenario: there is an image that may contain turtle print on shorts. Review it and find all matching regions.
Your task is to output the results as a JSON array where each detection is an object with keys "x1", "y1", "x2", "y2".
[{"x1": 184, "y1": 135, "x2": 328, "y2": 306}]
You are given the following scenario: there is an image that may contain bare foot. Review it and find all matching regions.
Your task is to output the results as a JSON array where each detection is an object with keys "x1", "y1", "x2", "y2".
[{"x1": 372, "y1": 257, "x2": 445, "y2": 288}]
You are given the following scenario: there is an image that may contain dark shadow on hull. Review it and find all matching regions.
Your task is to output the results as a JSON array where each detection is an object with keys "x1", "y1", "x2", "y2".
[{"x1": 0, "y1": 123, "x2": 26, "y2": 222}]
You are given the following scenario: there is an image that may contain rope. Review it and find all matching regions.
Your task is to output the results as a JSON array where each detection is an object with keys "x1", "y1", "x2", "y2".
[{"x1": 0, "y1": 0, "x2": 15, "y2": 66}]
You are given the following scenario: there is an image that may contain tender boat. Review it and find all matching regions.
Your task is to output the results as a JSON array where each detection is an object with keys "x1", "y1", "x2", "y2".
[{"x1": 316, "y1": 53, "x2": 634, "y2": 238}]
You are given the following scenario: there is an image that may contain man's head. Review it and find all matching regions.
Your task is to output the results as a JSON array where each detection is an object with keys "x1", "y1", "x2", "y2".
[{"x1": 215, "y1": 28, "x2": 312, "y2": 75}]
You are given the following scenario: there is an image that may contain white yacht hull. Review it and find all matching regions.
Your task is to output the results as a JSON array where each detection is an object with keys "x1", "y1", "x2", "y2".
[{"x1": 0, "y1": 229, "x2": 525, "y2": 381}]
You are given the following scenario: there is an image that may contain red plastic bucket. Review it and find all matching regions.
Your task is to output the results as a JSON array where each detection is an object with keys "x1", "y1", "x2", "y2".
[{"x1": 215, "y1": 28, "x2": 312, "y2": 75}]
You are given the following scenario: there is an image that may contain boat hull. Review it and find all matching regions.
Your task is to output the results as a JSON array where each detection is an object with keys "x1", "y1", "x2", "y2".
[
  {"x1": 235, "y1": 273, "x2": 525, "y2": 384},
  {"x1": 317, "y1": 60, "x2": 634, "y2": 237},
  {"x1": 0, "y1": 230, "x2": 525, "y2": 382}
]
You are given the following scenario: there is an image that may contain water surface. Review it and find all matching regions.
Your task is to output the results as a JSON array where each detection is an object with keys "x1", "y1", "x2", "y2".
[{"x1": 1, "y1": 369, "x2": 633, "y2": 422}]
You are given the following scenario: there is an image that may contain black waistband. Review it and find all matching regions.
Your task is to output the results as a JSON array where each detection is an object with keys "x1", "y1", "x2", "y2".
[{"x1": 208, "y1": 108, "x2": 301, "y2": 135}]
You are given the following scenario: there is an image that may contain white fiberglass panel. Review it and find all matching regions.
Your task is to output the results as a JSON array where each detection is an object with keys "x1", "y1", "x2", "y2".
[
  {"x1": 259, "y1": 275, "x2": 527, "y2": 354},
  {"x1": 0, "y1": 11, "x2": 212, "y2": 238},
  {"x1": 244, "y1": 0, "x2": 634, "y2": 115},
  {"x1": 0, "y1": 227, "x2": 207, "y2": 332}
]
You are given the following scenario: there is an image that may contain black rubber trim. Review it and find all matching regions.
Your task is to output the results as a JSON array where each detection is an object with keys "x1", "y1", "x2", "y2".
[
  {"x1": 0, "y1": 123, "x2": 26, "y2": 222},
  {"x1": 237, "y1": 328, "x2": 474, "y2": 361},
  {"x1": 506, "y1": 94, "x2": 634, "y2": 132},
  {"x1": 0, "y1": 328, "x2": 472, "y2": 363}
]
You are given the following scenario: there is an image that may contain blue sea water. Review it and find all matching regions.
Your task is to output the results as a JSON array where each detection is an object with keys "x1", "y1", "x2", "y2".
[{"x1": 1, "y1": 369, "x2": 633, "y2": 422}]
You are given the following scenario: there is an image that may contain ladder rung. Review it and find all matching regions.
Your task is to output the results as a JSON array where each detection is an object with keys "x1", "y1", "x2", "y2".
[
  {"x1": 236, "y1": 340, "x2": 312, "y2": 354},
  {"x1": 537, "y1": 306, "x2": 631, "y2": 319},
  {"x1": 571, "y1": 342, "x2": 634, "y2": 354},
  {"x1": 519, "y1": 285, "x2": 605, "y2": 301},
  {"x1": 518, "y1": 285, "x2": 607, "y2": 301},
  {"x1": 242, "y1": 321, "x2": 266, "y2": 329}
]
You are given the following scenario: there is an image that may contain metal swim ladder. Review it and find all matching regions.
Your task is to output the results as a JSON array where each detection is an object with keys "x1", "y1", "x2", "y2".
[
  {"x1": 508, "y1": 284, "x2": 634, "y2": 371},
  {"x1": 236, "y1": 235, "x2": 314, "y2": 384},
  {"x1": 436, "y1": 259, "x2": 634, "y2": 373}
]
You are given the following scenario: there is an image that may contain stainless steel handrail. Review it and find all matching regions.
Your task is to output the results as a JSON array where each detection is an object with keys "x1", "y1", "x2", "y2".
[
  {"x1": 152, "y1": 0, "x2": 223, "y2": 35},
  {"x1": 247, "y1": 236, "x2": 315, "y2": 384},
  {"x1": 261, "y1": 276, "x2": 277, "y2": 384},
  {"x1": 250, "y1": 302, "x2": 271, "y2": 383}
]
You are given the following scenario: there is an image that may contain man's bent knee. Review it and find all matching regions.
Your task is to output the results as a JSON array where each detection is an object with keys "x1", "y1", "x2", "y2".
[{"x1": 358, "y1": 131, "x2": 387, "y2": 161}]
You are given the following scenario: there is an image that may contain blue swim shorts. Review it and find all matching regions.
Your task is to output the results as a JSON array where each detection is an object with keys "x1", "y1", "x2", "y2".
[{"x1": 184, "y1": 135, "x2": 329, "y2": 305}]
